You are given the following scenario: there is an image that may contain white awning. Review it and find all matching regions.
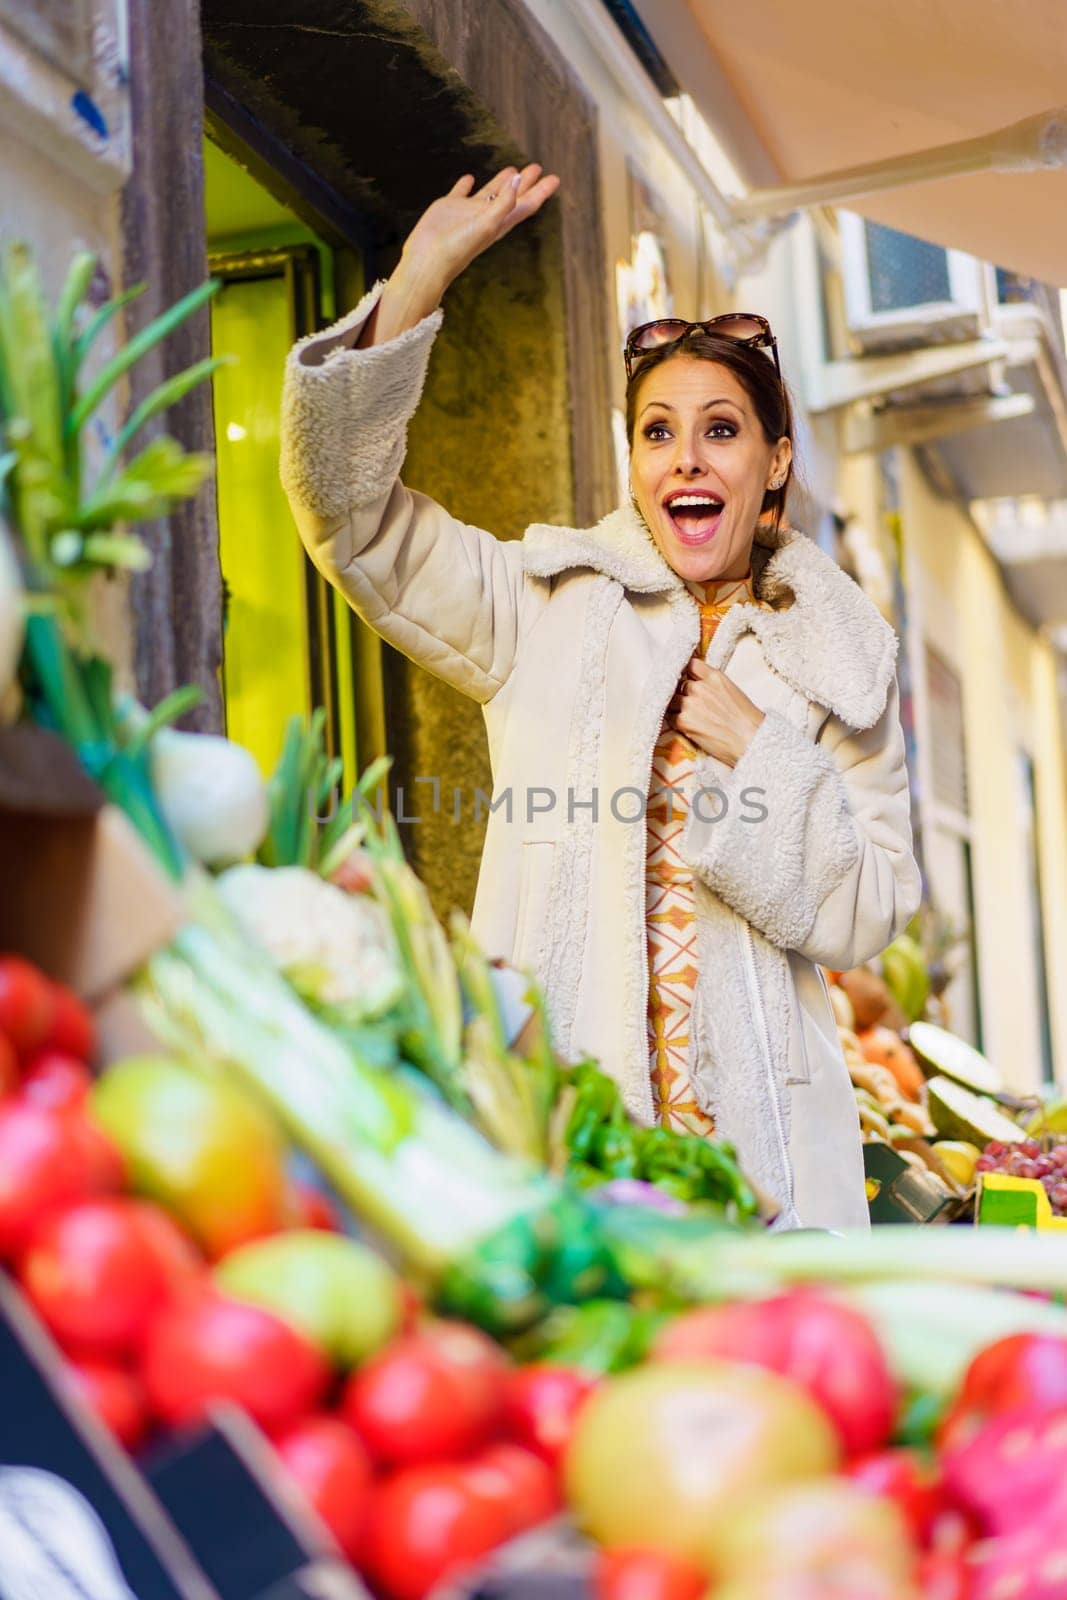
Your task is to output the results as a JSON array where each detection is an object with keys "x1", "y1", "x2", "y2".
[{"x1": 631, "y1": 0, "x2": 1067, "y2": 287}]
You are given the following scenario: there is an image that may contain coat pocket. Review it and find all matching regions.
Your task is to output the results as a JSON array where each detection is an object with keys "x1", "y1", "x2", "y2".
[
  {"x1": 787, "y1": 956, "x2": 841, "y2": 1088},
  {"x1": 511, "y1": 840, "x2": 555, "y2": 974},
  {"x1": 785, "y1": 949, "x2": 814, "y2": 1087}
]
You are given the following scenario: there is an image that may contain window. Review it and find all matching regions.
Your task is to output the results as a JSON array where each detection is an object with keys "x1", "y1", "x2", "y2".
[
  {"x1": 1017, "y1": 751, "x2": 1054, "y2": 1084},
  {"x1": 923, "y1": 643, "x2": 982, "y2": 1048},
  {"x1": 925, "y1": 645, "x2": 969, "y2": 816}
]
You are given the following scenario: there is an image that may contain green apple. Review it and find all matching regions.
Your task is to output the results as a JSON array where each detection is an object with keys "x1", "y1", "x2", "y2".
[{"x1": 215, "y1": 1229, "x2": 401, "y2": 1368}]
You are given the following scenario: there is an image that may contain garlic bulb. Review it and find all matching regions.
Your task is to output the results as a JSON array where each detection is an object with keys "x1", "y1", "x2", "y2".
[
  {"x1": 151, "y1": 726, "x2": 269, "y2": 867},
  {"x1": 0, "y1": 521, "x2": 24, "y2": 716}
]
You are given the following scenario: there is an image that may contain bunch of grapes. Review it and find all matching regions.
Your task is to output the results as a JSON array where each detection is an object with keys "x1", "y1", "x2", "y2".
[{"x1": 976, "y1": 1139, "x2": 1067, "y2": 1214}]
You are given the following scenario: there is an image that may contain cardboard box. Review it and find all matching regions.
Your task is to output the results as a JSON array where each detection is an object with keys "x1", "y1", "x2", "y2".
[{"x1": 0, "y1": 724, "x2": 184, "y2": 999}]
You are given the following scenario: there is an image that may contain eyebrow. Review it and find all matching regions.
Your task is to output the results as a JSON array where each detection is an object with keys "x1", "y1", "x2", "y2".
[{"x1": 639, "y1": 397, "x2": 743, "y2": 418}]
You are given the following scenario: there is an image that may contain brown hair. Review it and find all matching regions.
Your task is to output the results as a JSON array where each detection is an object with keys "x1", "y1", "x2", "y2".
[{"x1": 625, "y1": 333, "x2": 796, "y2": 531}]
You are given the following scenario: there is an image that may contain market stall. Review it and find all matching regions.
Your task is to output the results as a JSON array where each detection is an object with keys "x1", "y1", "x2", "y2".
[{"x1": 3, "y1": 243, "x2": 1067, "y2": 1600}]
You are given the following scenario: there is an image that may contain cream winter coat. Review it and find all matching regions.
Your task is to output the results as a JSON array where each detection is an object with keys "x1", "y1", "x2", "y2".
[{"x1": 280, "y1": 280, "x2": 923, "y2": 1230}]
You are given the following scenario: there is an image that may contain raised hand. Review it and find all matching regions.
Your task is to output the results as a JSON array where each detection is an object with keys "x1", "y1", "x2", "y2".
[
  {"x1": 402, "y1": 164, "x2": 561, "y2": 290},
  {"x1": 358, "y1": 164, "x2": 561, "y2": 349}
]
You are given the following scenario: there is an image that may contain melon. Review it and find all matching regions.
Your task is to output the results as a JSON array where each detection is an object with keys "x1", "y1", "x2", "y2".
[
  {"x1": 926, "y1": 1077, "x2": 1025, "y2": 1148},
  {"x1": 909, "y1": 1022, "x2": 1003, "y2": 1095}
]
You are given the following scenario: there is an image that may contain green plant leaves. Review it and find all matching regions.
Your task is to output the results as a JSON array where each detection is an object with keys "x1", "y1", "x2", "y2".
[
  {"x1": 78, "y1": 435, "x2": 213, "y2": 531},
  {"x1": 67, "y1": 277, "x2": 220, "y2": 439}
]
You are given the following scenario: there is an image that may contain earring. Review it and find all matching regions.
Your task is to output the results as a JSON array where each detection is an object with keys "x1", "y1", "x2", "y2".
[{"x1": 768, "y1": 477, "x2": 785, "y2": 490}]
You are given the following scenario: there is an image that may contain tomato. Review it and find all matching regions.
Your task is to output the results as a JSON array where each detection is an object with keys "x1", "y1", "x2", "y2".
[
  {"x1": 939, "y1": 1334, "x2": 1067, "y2": 1450},
  {"x1": 142, "y1": 1289, "x2": 330, "y2": 1434},
  {"x1": 19, "y1": 1051, "x2": 92, "y2": 1111},
  {"x1": 845, "y1": 1448, "x2": 942, "y2": 1545},
  {"x1": 363, "y1": 1463, "x2": 509, "y2": 1600},
  {"x1": 289, "y1": 1180, "x2": 343, "y2": 1233},
  {"x1": 593, "y1": 1548, "x2": 707, "y2": 1600},
  {"x1": 918, "y1": 1551, "x2": 972, "y2": 1600},
  {"x1": 503, "y1": 1364, "x2": 598, "y2": 1468},
  {"x1": 0, "y1": 956, "x2": 54, "y2": 1056},
  {"x1": 653, "y1": 1290, "x2": 896, "y2": 1457},
  {"x1": 397, "y1": 1280, "x2": 424, "y2": 1333},
  {"x1": 40, "y1": 984, "x2": 95, "y2": 1064},
  {"x1": 20, "y1": 1197, "x2": 200, "y2": 1356},
  {"x1": 64, "y1": 1356, "x2": 149, "y2": 1450},
  {"x1": 273, "y1": 1414, "x2": 374, "y2": 1562},
  {"x1": 72, "y1": 1112, "x2": 127, "y2": 1193},
  {"x1": 461, "y1": 1442, "x2": 560, "y2": 1537},
  {"x1": 0, "y1": 1033, "x2": 18, "y2": 1098},
  {"x1": 342, "y1": 1320, "x2": 507, "y2": 1466},
  {"x1": 0, "y1": 1102, "x2": 122, "y2": 1257}
]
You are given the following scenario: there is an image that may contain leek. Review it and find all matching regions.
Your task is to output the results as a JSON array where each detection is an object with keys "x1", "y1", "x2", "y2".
[
  {"x1": 844, "y1": 1279, "x2": 1067, "y2": 1397},
  {"x1": 138, "y1": 874, "x2": 547, "y2": 1275},
  {"x1": 258, "y1": 709, "x2": 344, "y2": 871},
  {"x1": 450, "y1": 911, "x2": 557, "y2": 1165},
  {"x1": 350, "y1": 786, "x2": 467, "y2": 1111},
  {"x1": 592, "y1": 1207, "x2": 1067, "y2": 1312}
]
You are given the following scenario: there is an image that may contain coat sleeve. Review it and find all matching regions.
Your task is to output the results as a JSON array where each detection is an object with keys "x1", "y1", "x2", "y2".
[
  {"x1": 279, "y1": 279, "x2": 528, "y2": 705},
  {"x1": 679, "y1": 676, "x2": 923, "y2": 969}
]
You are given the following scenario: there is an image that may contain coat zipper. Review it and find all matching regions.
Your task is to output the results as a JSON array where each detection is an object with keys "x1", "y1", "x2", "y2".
[{"x1": 739, "y1": 919, "x2": 795, "y2": 1212}]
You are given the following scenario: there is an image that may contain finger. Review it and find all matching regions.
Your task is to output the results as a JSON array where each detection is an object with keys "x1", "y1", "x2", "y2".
[
  {"x1": 474, "y1": 165, "x2": 519, "y2": 200},
  {"x1": 687, "y1": 657, "x2": 713, "y2": 678},
  {"x1": 449, "y1": 173, "x2": 477, "y2": 196},
  {"x1": 498, "y1": 173, "x2": 561, "y2": 236},
  {"x1": 514, "y1": 162, "x2": 543, "y2": 195}
]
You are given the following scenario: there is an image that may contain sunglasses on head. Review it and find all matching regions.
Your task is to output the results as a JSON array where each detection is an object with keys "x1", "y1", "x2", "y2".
[{"x1": 623, "y1": 314, "x2": 781, "y2": 383}]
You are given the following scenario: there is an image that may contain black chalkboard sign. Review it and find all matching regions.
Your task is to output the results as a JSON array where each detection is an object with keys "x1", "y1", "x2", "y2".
[{"x1": 0, "y1": 1273, "x2": 216, "y2": 1599}]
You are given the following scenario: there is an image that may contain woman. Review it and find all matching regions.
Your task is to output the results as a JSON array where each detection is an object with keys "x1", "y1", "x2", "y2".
[{"x1": 281, "y1": 164, "x2": 922, "y2": 1229}]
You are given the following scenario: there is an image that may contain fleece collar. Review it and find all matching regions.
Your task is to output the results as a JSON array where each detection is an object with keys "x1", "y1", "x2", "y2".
[{"x1": 521, "y1": 504, "x2": 899, "y2": 731}]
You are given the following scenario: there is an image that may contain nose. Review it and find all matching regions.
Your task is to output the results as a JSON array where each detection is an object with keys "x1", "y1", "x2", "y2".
[{"x1": 671, "y1": 440, "x2": 708, "y2": 478}]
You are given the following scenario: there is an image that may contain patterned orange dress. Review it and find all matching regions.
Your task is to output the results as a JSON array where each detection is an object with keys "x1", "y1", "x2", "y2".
[{"x1": 646, "y1": 571, "x2": 773, "y2": 1134}]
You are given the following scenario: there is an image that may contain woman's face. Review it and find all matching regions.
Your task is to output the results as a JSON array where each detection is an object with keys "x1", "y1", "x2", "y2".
[{"x1": 629, "y1": 355, "x2": 792, "y2": 586}]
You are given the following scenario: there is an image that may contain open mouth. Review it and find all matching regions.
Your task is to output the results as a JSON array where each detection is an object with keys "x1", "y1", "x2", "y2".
[{"x1": 664, "y1": 493, "x2": 725, "y2": 545}]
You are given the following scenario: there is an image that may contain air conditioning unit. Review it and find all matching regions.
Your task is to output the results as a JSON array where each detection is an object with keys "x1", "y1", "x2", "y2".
[
  {"x1": 839, "y1": 212, "x2": 994, "y2": 352},
  {"x1": 838, "y1": 211, "x2": 1009, "y2": 404}
]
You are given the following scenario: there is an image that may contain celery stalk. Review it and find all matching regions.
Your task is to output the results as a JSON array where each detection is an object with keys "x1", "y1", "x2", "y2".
[
  {"x1": 138, "y1": 876, "x2": 547, "y2": 1274},
  {"x1": 844, "y1": 1279, "x2": 1067, "y2": 1396}
]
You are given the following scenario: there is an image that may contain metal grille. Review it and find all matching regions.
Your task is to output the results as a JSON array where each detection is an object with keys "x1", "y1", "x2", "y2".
[
  {"x1": 925, "y1": 644, "x2": 969, "y2": 815},
  {"x1": 864, "y1": 221, "x2": 952, "y2": 313}
]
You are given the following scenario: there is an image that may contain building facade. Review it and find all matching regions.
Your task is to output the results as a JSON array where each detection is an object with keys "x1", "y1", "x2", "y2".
[{"x1": 3, "y1": 0, "x2": 1066, "y2": 1087}]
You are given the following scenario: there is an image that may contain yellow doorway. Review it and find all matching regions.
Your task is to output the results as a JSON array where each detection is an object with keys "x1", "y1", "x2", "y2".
[{"x1": 203, "y1": 137, "x2": 360, "y2": 782}]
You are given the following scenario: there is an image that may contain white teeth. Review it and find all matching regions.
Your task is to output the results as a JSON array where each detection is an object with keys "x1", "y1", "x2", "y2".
[{"x1": 668, "y1": 495, "x2": 723, "y2": 510}]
